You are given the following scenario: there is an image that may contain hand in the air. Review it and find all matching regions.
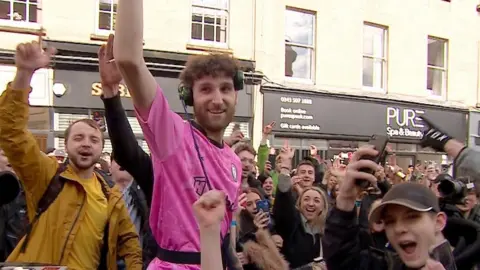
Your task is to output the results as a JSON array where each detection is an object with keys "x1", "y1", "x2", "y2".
[
  {"x1": 309, "y1": 145, "x2": 318, "y2": 156},
  {"x1": 193, "y1": 190, "x2": 226, "y2": 230},
  {"x1": 264, "y1": 161, "x2": 272, "y2": 173},
  {"x1": 280, "y1": 140, "x2": 295, "y2": 159},
  {"x1": 98, "y1": 34, "x2": 122, "y2": 94},
  {"x1": 225, "y1": 130, "x2": 244, "y2": 147},
  {"x1": 235, "y1": 192, "x2": 247, "y2": 215},
  {"x1": 263, "y1": 121, "x2": 275, "y2": 135},
  {"x1": 15, "y1": 41, "x2": 56, "y2": 72}
]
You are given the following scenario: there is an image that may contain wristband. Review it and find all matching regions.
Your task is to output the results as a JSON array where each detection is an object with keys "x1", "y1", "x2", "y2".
[{"x1": 231, "y1": 220, "x2": 237, "y2": 227}]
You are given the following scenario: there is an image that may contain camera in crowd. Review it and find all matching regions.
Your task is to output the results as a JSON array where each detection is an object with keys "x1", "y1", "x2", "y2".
[{"x1": 434, "y1": 173, "x2": 474, "y2": 205}]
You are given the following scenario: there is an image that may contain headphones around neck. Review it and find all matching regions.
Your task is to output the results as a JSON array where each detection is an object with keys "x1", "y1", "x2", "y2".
[{"x1": 178, "y1": 70, "x2": 245, "y2": 107}]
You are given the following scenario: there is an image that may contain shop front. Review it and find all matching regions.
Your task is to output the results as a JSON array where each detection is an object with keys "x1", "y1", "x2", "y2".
[
  {"x1": 262, "y1": 87, "x2": 468, "y2": 169},
  {"x1": 52, "y1": 69, "x2": 255, "y2": 153}
]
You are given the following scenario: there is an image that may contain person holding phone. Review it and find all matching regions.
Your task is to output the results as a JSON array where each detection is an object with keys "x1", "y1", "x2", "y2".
[
  {"x1": 235, "y1": 188, "x2": 288, "y2": 270},
  {"x1": 256, "y1": 122, "x2": 287, "y2": 194},
  {"x1": 323, "y1": 146, "x2": 455, "y2": 270}
]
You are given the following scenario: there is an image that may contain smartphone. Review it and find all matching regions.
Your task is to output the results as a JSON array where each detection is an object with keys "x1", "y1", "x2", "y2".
[
  {"x1": 429, "y1": 239, "x2": 456, "y2": 270},
  {"x1": 256, "y1": 199, "x2": 270, "y2": 214},
  {"x1": 357, "y1": 135, "x2": 389, "y2": 188},
  {"x1": 256, "y1": 200, "x2": 272, "y2": 227},
  {"x1": 268, "y1": 154, "x2": 276, "y2": 166}
]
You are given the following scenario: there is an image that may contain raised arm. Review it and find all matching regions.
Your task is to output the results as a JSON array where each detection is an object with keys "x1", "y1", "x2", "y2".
[
  {"x1": 0, "y1": 42, "x2": 58, "y2": 215},
  {"x1": 98, "y1": 38, "x2": 154, "y2": 204},
  {"x1": 114, "y1": 2, "x2": 183, "y2": 161},
  {"x1": 114, "y1": 0, "x2": 156, "y2": 113},
  {"x1": 193, "y1": 191, "x2": 227, "y2": 270},
  {"x1": 257, "y1": 122, "x2": 274, "y2": 175}
]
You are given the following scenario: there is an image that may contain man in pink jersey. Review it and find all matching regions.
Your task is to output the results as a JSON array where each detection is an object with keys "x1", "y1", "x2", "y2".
[{"x1": 113, "y1": 1, "x2": 242, "y2": 269}]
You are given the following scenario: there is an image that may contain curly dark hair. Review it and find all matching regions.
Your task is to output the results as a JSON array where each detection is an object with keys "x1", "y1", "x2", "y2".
[{"x1": 179, "y1": 54, "x2": 240, "y2": 88}]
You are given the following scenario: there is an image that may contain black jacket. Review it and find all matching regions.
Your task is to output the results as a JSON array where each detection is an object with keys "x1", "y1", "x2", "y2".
[
  {"x1": 273, "y1": 174, "x2": 322, "y2": 268},
  {"x1": 102, "y1": 94, "x2": 156, "y2": 267},
  {"x1": 323, "y1": 205, "x2": 480, "y2": 270},
  {"x1": 0, "y1": 189, "x2": 28, "y2": 261}
]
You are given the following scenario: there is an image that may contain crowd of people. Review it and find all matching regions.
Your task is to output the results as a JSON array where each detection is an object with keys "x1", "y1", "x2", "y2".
[{"x1": 1, "y1": 1, "x2": 480, "y2": 270}]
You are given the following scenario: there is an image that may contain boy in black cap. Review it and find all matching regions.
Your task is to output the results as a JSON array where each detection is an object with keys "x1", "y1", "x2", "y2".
[
  {"x1": 322, "y1": 146, "x2": 447, "y2": 270},
  {"x1": 368, "y1": 182, "x2": 446, "y2": 269}
]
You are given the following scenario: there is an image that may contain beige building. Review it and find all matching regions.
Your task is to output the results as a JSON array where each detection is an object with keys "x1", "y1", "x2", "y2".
[
  {"x1": 0, "y1": 0, "x2": 476, "y2": 165},
  {"x1": 0, "y1": 0, "x2": 258, "y2": 152},
  {"x1": 251, "y1": 0, "x2": 480, "y2": 167}
]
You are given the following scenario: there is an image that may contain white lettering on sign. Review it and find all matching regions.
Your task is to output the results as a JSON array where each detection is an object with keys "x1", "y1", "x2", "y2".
[
  {"x1": 386, "y1": 107, "x2": 425, "y2": 138},
  {"x1": 277, "y1": 96, "x2": 319, "y2": 131}
]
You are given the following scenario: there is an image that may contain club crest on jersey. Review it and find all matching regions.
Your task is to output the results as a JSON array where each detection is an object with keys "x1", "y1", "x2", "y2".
[{"x1": 231, "y1": 164, "x2": 237, "y2": 182}]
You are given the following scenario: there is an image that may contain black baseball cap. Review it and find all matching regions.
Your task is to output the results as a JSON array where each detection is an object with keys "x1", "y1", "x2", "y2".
[{"x1": 369, "y1": 182, "x2": 440, "y2": 223}]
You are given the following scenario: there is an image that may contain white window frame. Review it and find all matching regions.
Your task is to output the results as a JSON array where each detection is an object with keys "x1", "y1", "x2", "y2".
[
  {"x1": 284, "y1": 8, "x2": 316, "y2": 84},
  {"x1": 0, "y1": 0, "x2": 40, "y2": 29},
  {"x1": 362, "y1": 23, "x2": 387, "y2": 92},
  {"x1": 95, "y1": 0, "x2": 117, "y2": 36},
  {"x1": 426, "y1": 36, "x2": 448, "y2": 99},
  {"x1": 190, "y1": 0, "x2": 229, "y2": 48}
]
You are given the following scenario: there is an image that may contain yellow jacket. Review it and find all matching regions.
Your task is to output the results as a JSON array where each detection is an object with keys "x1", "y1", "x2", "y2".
[{"x1": 0, "y1": 85, "x2": 142, "y2": 269}]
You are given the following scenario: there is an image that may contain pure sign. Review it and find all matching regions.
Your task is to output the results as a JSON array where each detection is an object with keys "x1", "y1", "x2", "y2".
[{"x1": 386, "y1": 107, "x2": 424, "y2": 138}]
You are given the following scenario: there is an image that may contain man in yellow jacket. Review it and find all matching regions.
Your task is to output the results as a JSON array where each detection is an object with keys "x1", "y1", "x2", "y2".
[{"x1": 0, "y1": 41, "x2": 142, "y2": 269}]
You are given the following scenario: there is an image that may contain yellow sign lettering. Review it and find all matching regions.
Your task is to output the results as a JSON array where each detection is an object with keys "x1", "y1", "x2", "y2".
[{"x1": 91, "y1": 82, "x2": 131, "y2": 98}]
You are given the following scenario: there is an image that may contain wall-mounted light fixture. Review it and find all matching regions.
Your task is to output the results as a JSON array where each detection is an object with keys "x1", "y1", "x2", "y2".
[{"x1": 52, "y1": 83, "x2": 67, "y2": 97}]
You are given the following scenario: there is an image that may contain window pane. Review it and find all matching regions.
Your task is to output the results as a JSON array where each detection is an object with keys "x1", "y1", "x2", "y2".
[
  {"x1": 363, "y1": 24, "x2": 385, "y2": 57},
  {"x1": 191, "y1": 6, "x2": 228, "y2": 43},
  {"x1": 215, "y1": 24, "x2": 226, "y2": 42},
  {"x1": 428, "y1": 38, "x2": 446, "y2": 68},
  {"x1": 99, "y1": 2, "x2": 111, "y2": 12},
  {"x1": 285, "y1": 9, "x2": 315, "y2": 46},
  {"x1": 204, "y1": 24, "x2": 215, "y2": 41},
  {"x1": 98, "y1": 12, "x2": 112, "y2": 30},
  {"x1": 427, "y1": 67, "x2": 445, "y2": 96},
  {"x1": 191, "y1": 23, "x2": 202, "y2": 40},
  {"x1": 0, "y1": 1, "x2": 10, "y2": 20},
  {"x1": 363, "y1": 57, "x2": 384, "y2": 88},
  {"x1": 204, "y1": 14, "x2": 214, "y2": 24},
  {"x1": 28, "y1": 2, "x2": 37, "y2": 22},
  {"x1": 192, "y1": 14, "x2": 202, "y2": 23},
  {"x1": 286, "y1": 45, "x2": 312, "y2": 79},
  {"x1": 13, "y1": 2, "x2": 26, "y2": 21}
]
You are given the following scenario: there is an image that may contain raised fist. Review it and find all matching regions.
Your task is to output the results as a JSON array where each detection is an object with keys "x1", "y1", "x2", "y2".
[
  {"x1": 193, "y1": 190, "x2": 226, "y2": 230},
  {"x1": 15, "y1": 41, "x2": 55, "y2": 72}
]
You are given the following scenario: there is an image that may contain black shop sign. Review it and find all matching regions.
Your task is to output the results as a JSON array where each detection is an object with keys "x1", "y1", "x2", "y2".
[{"x1": 262, "y1": 88, "x2": 467, "y2": 142}]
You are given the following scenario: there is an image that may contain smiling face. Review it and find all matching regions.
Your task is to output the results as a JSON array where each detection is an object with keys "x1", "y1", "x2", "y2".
[
  {"x1": 262, "y1": 177, "x2": 274, "y2": 196},
  {"x1": 383, "y1": 205, "x2": 446, "y2": 268},
  {"x1": 237, "y1": 149, "x2": 255, "y2": 179},
  {"x1": 65, "y1": 121, "x2": 103, "y2": 171},
  {"x1": 299, "y1": 189, "x2": 325, "y2": 221},
  {"x1": 192, "y1": 75, "x2": 237, "y2": 134},
  {"x1": 297, "y1": 163, "x2": 315, "y2": 188}
]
